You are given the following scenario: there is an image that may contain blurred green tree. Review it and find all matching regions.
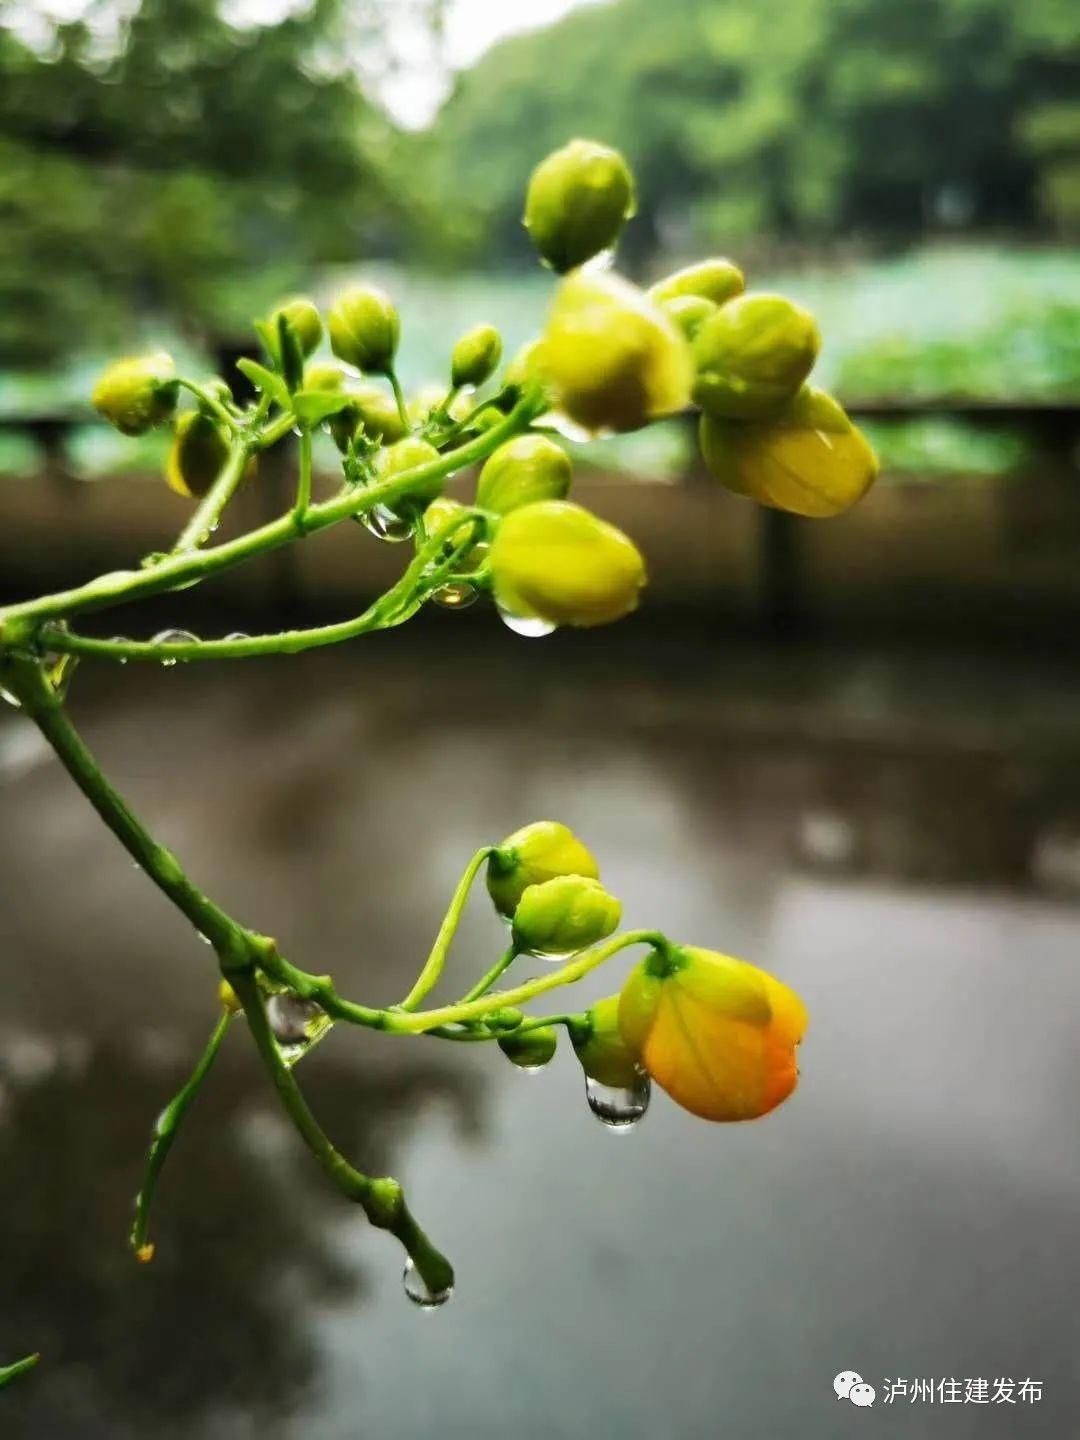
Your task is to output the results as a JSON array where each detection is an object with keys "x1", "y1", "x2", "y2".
[
  {"x1": 427, "y1": 0, "x2": 1080, "y2": 268},
  {"x1": 0, "y1": 0, "x2": 429, "y2": 370}
]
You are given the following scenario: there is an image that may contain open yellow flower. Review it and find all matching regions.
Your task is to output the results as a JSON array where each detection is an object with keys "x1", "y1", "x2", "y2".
[{"x1": 618, "y1": 946, "x2": 807, "y2": 1121}]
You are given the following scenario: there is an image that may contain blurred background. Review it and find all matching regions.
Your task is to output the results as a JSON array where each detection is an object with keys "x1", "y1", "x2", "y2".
[{"x1": 2, "y1": 1, "x2": 1080, "y2": 1436}]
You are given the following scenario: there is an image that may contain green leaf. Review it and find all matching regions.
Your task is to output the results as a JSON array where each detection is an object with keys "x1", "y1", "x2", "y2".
[
  {"x1": 236, "y1": 358, "x2": 290, "y2": 409},
  {"x1": 0, "y1": 1354, "x2": 40, "y2": 1389},
  {"x1": 292, "y1": 389, "x2": 355, "y2": 428}
]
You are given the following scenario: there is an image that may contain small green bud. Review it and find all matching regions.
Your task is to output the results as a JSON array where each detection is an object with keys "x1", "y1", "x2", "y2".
[
  {"x1": 304, "y1": 363, "x2": 347, "y2": 391},
  {"x1": 493, "y1": 340, "x2": 549, "y2": 413},
  {"x1": 372, "y1": 436, "x2": 443, "y2": 512},
  {"x1": 692, "y1": 293, "x2": 820, "y2": 420},
  {"x1": 328, "y1": 284, "x2": 400, "y2": 374},
  {"x1": 498, "y1": 1026, "x2": 558, "y2": 1070},
  {"x1": 91, "y1": 352, "x2": 177, "y2": 436},
  {"x1": 451, "y1": 323, "x2": 503, "y2": 389},
  {"x1": 476, "y1": 435, "x2": 572, "y2": 515},
  {"x1": 512, "y1": 875, "x2": 621, "y2": 957},
  {"x1": 572, "y1": 994, "x2": 641, "y2": 1089},
  {"x1": 165, "y1": 410, "x2": 229, "y2": 499},
  {"x1": 541, "y1": 270, "x2": 692, "y2": 433},
  {"x1": 485, "y1": 1007, "x2": 525, "y2": 1033},
  {"x1": 407, "y1": 383, "x2": 472, "y2": 429},
  {"x1": 330, "y1": 382, "x2": 407, "y2": 453},
  {"x1": 218, "y1": 978, "x2": 243, "y2": 1014},
  {"x1": 648, "y1": 258, "x2": 745, "y2": 308},
  {"x1": 699, "y1": 385, "x2": 878, "y2": 518},
  {"x1": 487, "y1": 820, "x2": 600, "y2": 919},
  {"x1": 419, "y1": 496, "x2": 484, "y2": 568},
  {"x1": 489, "y1": 499, "x2": 646, "y2": 629},
  {"x1": 523, "y1": 138, "x2": 636, "y2": 272},
  {"x1": 271, "y1": 297, "x2": 323, "y2": 359},
  {"x1": 659, "y1": 294, "x2": 717, "y2": 341}
]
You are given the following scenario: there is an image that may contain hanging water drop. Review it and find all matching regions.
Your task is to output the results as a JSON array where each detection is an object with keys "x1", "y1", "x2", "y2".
[
  {"x1": 224, "y1": 632, "x2": 250, "y2": 643},
  {"x1": 402, "y1": 1257, "x2": 453, "y2": 1310},
  {"x1": 151, "y1": 629, "x2": 198, "y2": 666},
  {"x1": 356, "y1": 505, "x2": 412, "y2": 543},
  {"x1": 108, "y1": 637, "x2": 131, "y2": 665},
  {"x1": 266, "y1": 992, "x2": 322, "y2": 1045},
  {"x1": 496, "y1": 604, "x2": 556, "y2": 639},
  {"x1": 0, "y1": 686, "x2": 22, "y2": 710},
  {"x1": 433, "y1": 582, "x2": 477, "y2": 611},
  {"x1": 585, "y1": 1068, "x2": 650, "y2": 1131}
]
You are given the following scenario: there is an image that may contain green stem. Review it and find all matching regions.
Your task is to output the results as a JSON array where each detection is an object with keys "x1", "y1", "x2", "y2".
[
  {"x1": 459, "y1": 943, "x2": 519, "y2": 1003},
  {"x1": 131, "y1": 1010, "x2": 233, "y2": 1260},
  {"x1": 0, "y1": 393, "x2": 541, "y2": 636},
  {"x1": 36, "y1": 514, "x2": 486, "y2": 665},
  {"x1": 387, "y1": 368, "x2": 410, "y2": 430},
  {"x1": 228, "y1": 969, "x2": 454, "y2": 1297},
  {"x1": 0, "y1": 1354, "x2": 40, "y2": 1390},
  {"x1": 172, "y1": 437, "x2": 252, "y2": 553},
  {"x1": 2, "y1": 656, "x2": 255, "y2": 965},
  {"x1": 398, "y1": 847, "x2": 495, "y2": 1010},
  {"x1": 176, "y1": 378, "x2": 238, "y2": 434},
  {"x1": 293, "y1": 428, "x2": 313, "y2": 525}
]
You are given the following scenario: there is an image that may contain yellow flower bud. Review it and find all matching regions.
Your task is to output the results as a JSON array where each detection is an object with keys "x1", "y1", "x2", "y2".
[
  {"x1": 218, "y1": 979, "x2": 243, "y2": 1013},
  {"x1": 270, "y1": 296, "x2": 323, "y2": 358},
  {"x1": 541, "y1": 271, "x2": 692, "y2": 433},
  {"x1": 572, "y1": 994, "x2": 641, "y2": 1089},
  {"x1": 692, "y1": 292, "x2": 820, "y2": 419},
  {"x1": 486, "y1": 820, "x2": 600, "y2": 919},
  {"x1": 331, "y1": 382, "x2": 408, "y2": 452},
  {"x1": 618, "y1": 945, "x2": 808, "y2": 1122},
  {"x1": 304, "y1": 363, "x2": 347, "y2": 391},
  {"x1": 512, "y1": 875, "x2": 621, "y2": 957},
  {"x1": 371, "y1": 435, "x2": 442, "y2": 503},
  {"x1": 420, "y1": 496, "x2": 484, "y2": 568},
  {"x1": 659, "y1": 294, "x2": 717, "y2": 341},
  {"x1": 91, "y1": 352, "x2": 177, "y2": 436},
  {"x1": 407, "y1": 383, "x2": 472, "y2": 429},
  {"x1": 523, "y1": 138, "x2": 636, "y2": 272},
  {"x1": 498, "y1": 1026, "x2": 558, "y2": 1071},
  {"x1": 700, "y1": 386, "x2": 879, "y2": 518},
  {"x1": 649, "y1": 258, "x2": 745, "y2": 307},
  {"x1": 165, "y1": 411, "x2": 230, "y2": 499},
  {"x1": 328, "y1": 284, "x2": 400, "y2": 374},
  {"x1": 489, "y1": 499, "x2": 645, "y2": 629},
  {"x1": 451, "y1": 323, "x2": 503, "y2": 389},
  {"x1": 476, "y1": 435, "x2": 572, "y2": 515}
]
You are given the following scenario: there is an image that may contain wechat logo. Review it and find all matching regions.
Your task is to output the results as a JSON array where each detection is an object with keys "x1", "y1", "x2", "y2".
[{"x1": 835, "y1": 1371, "x2": 876, "y2": 1408}]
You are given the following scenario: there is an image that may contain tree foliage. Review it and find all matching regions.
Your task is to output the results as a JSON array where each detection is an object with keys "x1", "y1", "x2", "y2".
[{"x1": 429, "y1": 0, "x2": 1080, "y2": 268}]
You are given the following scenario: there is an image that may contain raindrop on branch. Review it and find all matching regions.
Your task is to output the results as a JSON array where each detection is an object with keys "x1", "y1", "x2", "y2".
[
  {"x1": 433, "y1": 582, "x2": 477, "y2": 611},
  {"x1": 496, "y1": 604, "x2": 556, "y2": 639},
  {"x1": 585, "y1": 1069, "x2": 650, "y2": 1131},
  {"x1": 224, "y1": 632, "x2": 251, "y2": 643},
  {"x1": 108, "y1": 637, "x2": 131, "y2": 664},
  {"x1": 151, "y1": 629, "x2": 199, "y2": 666},
  {"x1": 266, "y1": 992, "x2": 322, "y2": 1044},
  {"x1": 402, "y1": 1257, "x2": 453, "y2": 1310},
  {"x1": 356, "y1": 506, "x2": 412, "y2": 543}
]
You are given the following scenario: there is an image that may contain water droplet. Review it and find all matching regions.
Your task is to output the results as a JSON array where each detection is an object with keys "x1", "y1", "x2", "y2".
[
  {"x1": 402, "y1": 1257, "x2": 453, "y2": 1310},
  {"x1": 433, "y1": 582, "x2": 477, "y2": 611},
  {"x1": 265, "y1": 991, "x2": 333, "y2": 1067},
  {"x1": 357, "y1": 505, "x2": 412, "y2": 543},
  {"x1": 197, "y1": 932, "x2": 212, "y2": 946},
  {"x1": 223, "y1": 632, "x2": 250, "y2": 643},
  {"x1": 585, "y1": 1069, "x2": 650, "y2": 1131},
  {"x1": 108, "y1": 636, "x2": 131, "y2": 664},
  {"x1": 0, "y1": 686, "x2": 22, "y2": 710},
  {"x1": 151, "y1": 628, "x2": 198, "y2": 666},
  {"x1": 496, "y1": 604, "x2": 556, "y2": 639},
  {"x1": 540, "y1": 410, "x2": 593, "y2": 443}
]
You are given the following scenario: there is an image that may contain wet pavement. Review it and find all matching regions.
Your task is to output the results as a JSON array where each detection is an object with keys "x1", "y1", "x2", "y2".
[{"x1": 1, "y1": 624, "x2": 1079, "y2": 1438}]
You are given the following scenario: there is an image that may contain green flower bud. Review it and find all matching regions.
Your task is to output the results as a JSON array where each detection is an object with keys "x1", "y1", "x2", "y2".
[
  {"x1": 659, "y1": 294, "x2": 717, "y2": 341},
  {"x1": 498, "y1": 1026, "x2": 558, "y2": 1070},
  {"x1": 489, "y1": 499, "x2": 646, "y2": 629},
  {"x1": 372, "y1": 436, "x2": 443, "y2": 513},
  {"x1": 165, "y1": 410, "x2": 230, "y2": 499},
  {"x1": 330, "y1": 382, "x2": 408, "y2": 453},
  {"x1": 91, "y1": 352, "x2": 177, "y2": 436},
  {"x1": 271, "y1": 297, "x2": 323, "y2": 359},
  {"x1": 541, "y1": 271, "x2": 692, "y2": 433},
  {"x1": 486, "y1": 820, "x2": 600, "y2": 919},
  {"x1": 493, "y1": 340, "x2": 549, "y2": 413},
  {"x1": 304, "y1": 363, "x2": 347, "y2": 391},
  {"x1": 648, "y1": 258, "x2": 745, "y2": 308},
  {"x1": 700, "y1": 385, "x2": 878, "y2": 518},
  {"x1": 692, "y1": 293, "x2": 820, "y2": 419},
  {"x1": 407, "y1": 383, "x2": 472, "y2": 429},
  {"x1": 419, "y1": 496, "x2": 484, "y2": 569},
  {"x1": 451, "y1": 323, "x2": 503, "y2": 389},
  {"x1": 523, "y1": 138, "x2": 636, "y2": 272},
  {"x1": 572, "y1": 994, "x2": 640, "y2": 1089},
  {"x1": 328, "y1": 284, "x2": 400, "y2": 374},
  {"x1": 512, "y1": 875, "x2": 621, "y2": 957},
  {"x1": 476, "y1": 435, "x2": 572, "y2": 515}
]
